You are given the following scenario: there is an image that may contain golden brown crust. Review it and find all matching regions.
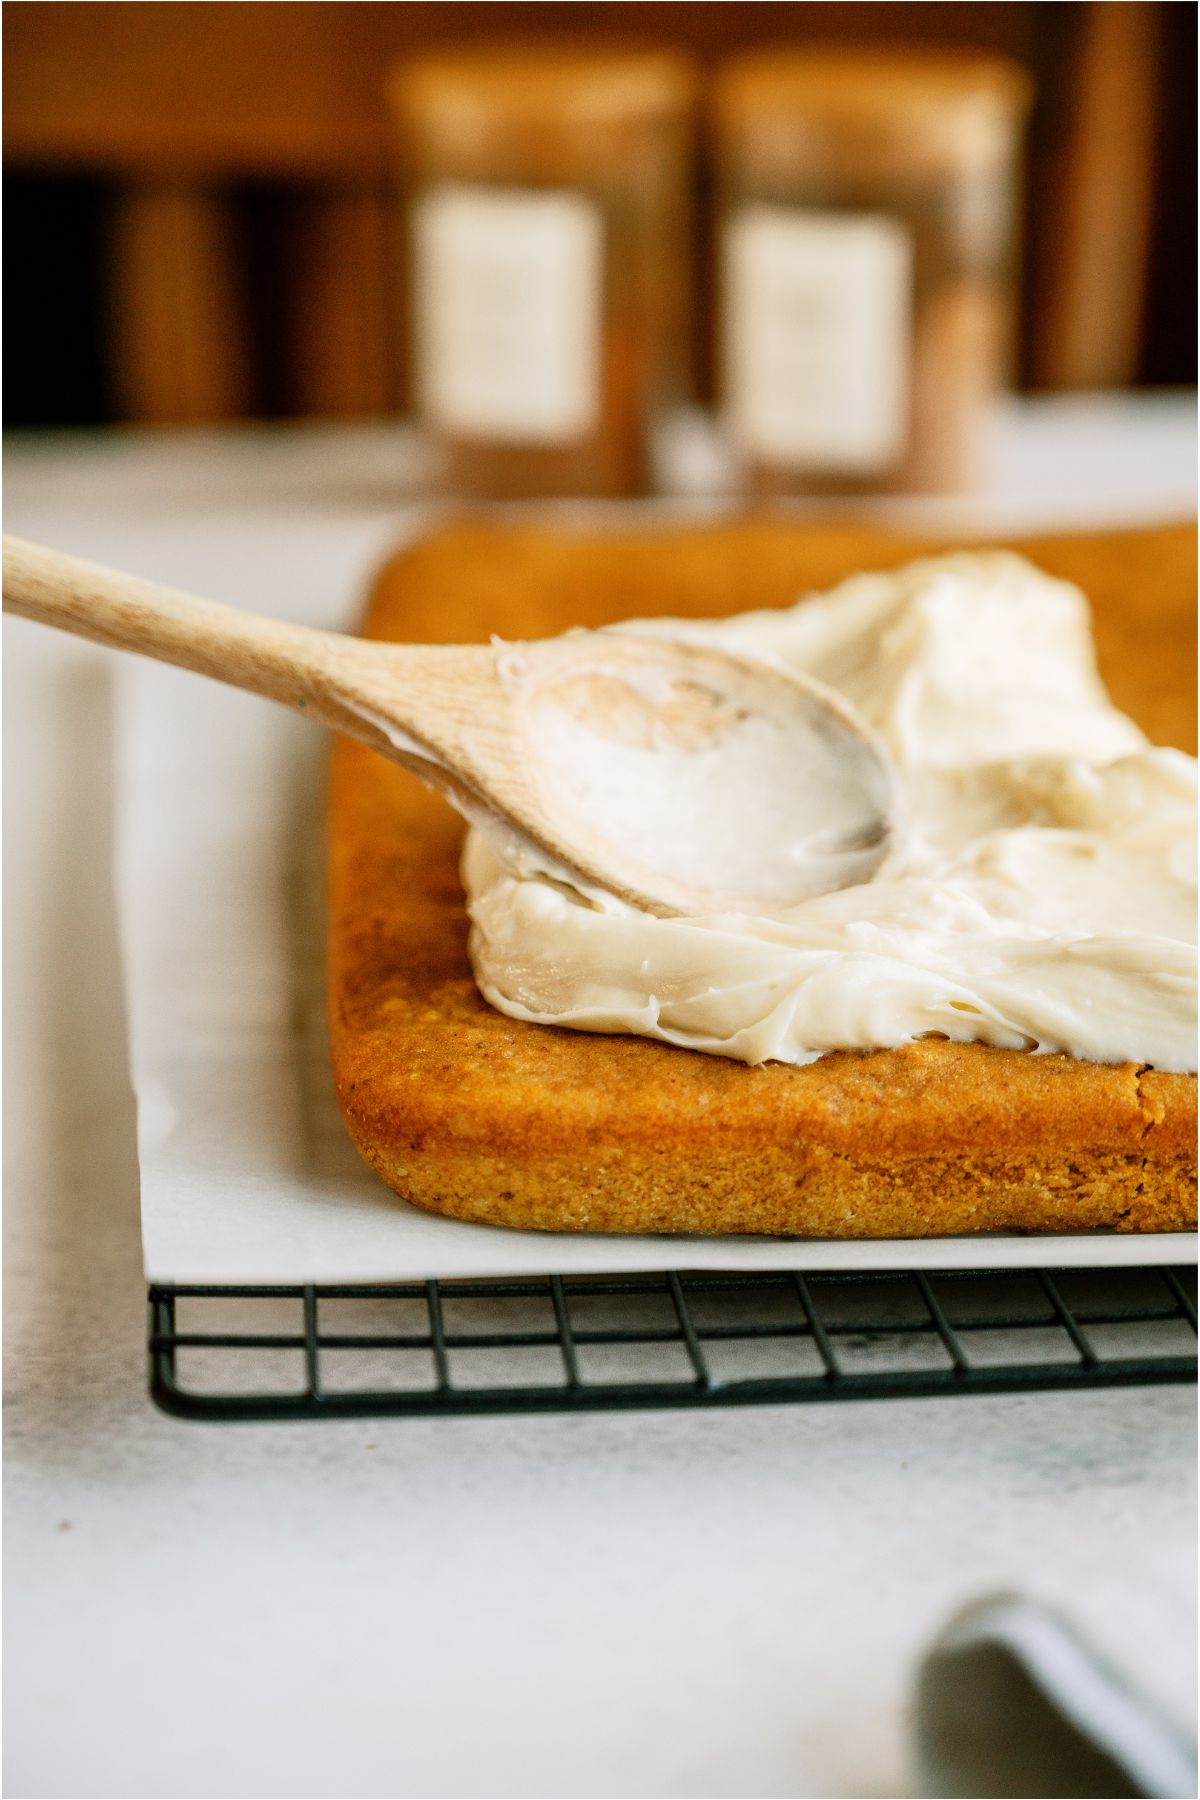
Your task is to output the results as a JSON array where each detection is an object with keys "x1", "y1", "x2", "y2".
[{"x1": 327, "y1": 518, "x2": 1197, "y2": 1237}]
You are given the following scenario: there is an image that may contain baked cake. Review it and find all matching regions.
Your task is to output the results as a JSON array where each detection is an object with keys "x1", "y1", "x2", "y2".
[{"x1": 327, "y1": 519, "x2": 1196, "y2": 1236}]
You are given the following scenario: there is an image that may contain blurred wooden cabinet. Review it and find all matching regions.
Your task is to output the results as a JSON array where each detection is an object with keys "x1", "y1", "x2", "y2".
[{"x1": 3, "y1": 0, "x2": 1193, "y2": 425}]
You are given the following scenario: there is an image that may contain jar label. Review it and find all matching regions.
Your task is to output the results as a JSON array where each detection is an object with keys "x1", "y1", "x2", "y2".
[
  {"x1": 413, "y1": 185, "x2": 603, "y2": 444},
  {"x1": 724, "y1": 206, "x2": 912, "y2": 472}
]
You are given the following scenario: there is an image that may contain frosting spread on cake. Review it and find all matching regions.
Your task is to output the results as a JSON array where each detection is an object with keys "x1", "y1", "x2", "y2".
[{"x1": 462, "y1": 551, "x2": 1198, "y2": 1072}]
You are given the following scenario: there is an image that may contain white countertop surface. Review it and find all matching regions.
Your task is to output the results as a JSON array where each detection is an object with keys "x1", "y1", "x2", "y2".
[{"x1": 5, "y1": 398, "x2": 1196, "y2": 1800}]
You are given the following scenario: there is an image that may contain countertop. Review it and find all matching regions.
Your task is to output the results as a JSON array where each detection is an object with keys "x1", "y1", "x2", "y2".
[{"x1": 5, "y1": 396, "x2": 1196, "y2": 1800}]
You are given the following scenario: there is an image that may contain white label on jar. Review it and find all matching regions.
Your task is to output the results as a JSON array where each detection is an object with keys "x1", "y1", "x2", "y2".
[
  {"x1": 413, "y1": 184, "x2": 603, "y2": 444},
  {"x1": 723, "y1": 205, "x2": 913, "y2": 473}
]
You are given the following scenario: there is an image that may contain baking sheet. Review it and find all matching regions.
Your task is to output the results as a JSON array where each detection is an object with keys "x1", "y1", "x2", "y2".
[{"x1": 117, "y1": 651, "x2": 1196, "y2": 1285}]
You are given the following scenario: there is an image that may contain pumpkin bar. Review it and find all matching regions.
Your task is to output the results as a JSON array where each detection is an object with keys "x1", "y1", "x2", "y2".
[{"x1": 327, "y1": 518, "x2": 1196, "y2": 1237}]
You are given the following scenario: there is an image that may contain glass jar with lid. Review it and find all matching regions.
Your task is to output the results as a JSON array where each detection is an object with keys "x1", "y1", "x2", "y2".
[
  {"x1": 713, "y1": 50, "x2": 1031, "y2": 496},
  {"x1": 390, "y1": 48, "x2": 697, "y2": 499}
]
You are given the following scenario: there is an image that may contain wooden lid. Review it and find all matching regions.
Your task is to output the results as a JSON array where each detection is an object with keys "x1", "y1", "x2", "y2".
[
  {"x1": 391, "y1": 46, "x2": 697, "y2": 132},
  {"x1": 715, "y1": 48, "x2": 1031, "y2": 177}
]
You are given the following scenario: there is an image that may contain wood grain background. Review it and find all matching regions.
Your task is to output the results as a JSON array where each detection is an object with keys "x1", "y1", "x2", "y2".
[{"x1": 5, "y1": 2, "x2": 1196, "y2": 426}]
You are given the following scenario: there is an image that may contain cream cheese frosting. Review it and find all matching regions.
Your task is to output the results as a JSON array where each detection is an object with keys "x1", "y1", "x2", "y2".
[{"x1": 462, "y1": 551, "x2": 1198, "y2": 1073}]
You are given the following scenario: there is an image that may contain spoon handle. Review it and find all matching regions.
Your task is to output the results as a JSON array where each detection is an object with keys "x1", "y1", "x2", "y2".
[
  {"x1": 2, "y1": 532, "x2": 515, "y2": 799},
  {"x1": 2, "y1": 533, "x2": 363, "y2": 708}
]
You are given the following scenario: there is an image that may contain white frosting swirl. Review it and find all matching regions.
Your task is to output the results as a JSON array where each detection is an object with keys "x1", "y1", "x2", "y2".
[{"x1": 462, "y1": 552, "x2": 1197, "y2": 1072}]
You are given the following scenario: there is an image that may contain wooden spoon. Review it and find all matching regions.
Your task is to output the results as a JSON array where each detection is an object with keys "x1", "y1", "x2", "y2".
[{"x1": 2, "y1": 534, "x2": 894, "y2": 917}]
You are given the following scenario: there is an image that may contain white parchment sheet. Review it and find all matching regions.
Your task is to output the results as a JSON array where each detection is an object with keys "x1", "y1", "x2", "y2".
[{"x1": 116, "y1": 653, "x2": 1196, "y2": 1284}]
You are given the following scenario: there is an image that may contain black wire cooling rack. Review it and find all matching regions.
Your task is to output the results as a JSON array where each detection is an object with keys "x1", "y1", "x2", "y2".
[{"x1": 148, "y1": 1263, "x2": 1197, "y2": 1421}]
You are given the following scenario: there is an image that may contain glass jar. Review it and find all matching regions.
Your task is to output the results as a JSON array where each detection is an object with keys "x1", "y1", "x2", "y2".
[
  {"x1": 713, "y1": 51, "x2": 1031, "y2": 496},
  {"x1": 390, "y1": 48, "x2": 697, "y2": 499}
]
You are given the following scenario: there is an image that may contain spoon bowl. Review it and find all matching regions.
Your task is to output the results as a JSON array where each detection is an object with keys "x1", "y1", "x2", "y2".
[{"x1": 472, "y1": 630, "x2": 895, "y2": 914}]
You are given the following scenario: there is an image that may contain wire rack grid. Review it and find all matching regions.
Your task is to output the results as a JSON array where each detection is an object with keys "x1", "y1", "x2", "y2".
[{"x1": 148, "y1": 1263, "x2": 1197, "y2": 1422}]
